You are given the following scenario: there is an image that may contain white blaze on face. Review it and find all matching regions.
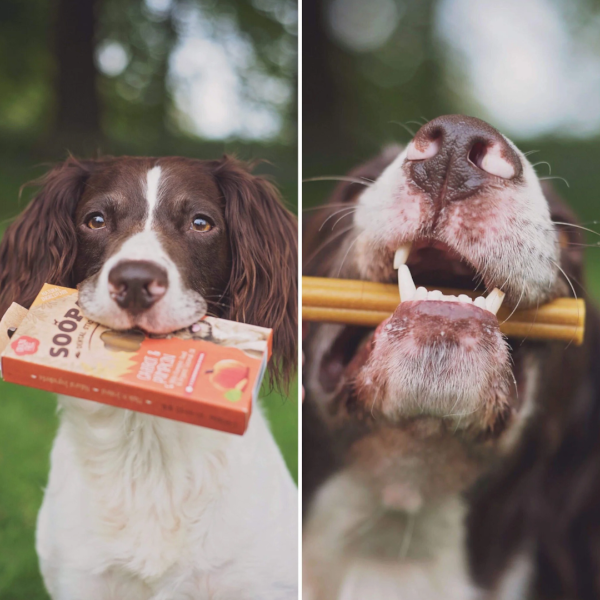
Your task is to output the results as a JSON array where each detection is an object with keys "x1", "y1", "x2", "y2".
[
  {"x1": 144, "y1": 166, "x2": 162, "y2": 231},
  {"x1": 78, "y1": 165, "x2": 208, "y2": 334}
]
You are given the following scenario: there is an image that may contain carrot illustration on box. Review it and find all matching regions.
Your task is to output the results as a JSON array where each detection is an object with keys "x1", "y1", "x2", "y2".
[{"x1": 0, "y1": 284, "x2": 273, "y2": 435}]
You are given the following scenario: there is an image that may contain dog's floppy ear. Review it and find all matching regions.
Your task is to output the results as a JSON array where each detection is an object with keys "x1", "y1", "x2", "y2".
[
  {"x1": 0, "y1": 157, "x2": 94, "y2": 316},
  {"x1": 212, "y1": 156, "x2": 297, "y2": 390}
]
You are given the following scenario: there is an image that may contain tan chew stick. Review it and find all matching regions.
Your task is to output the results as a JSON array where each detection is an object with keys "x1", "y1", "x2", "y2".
[{"x1": 302, "y1": 276, "x2": 585, "y2": 345}]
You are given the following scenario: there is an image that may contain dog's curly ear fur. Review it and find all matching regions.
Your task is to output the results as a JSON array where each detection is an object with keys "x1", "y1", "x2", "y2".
[
  {"x1": 212, "y1": 156, "x2": 298, "y2": 391},
  {"x1": 0, "y1": 157, "x2": 94, "y2": 316}
]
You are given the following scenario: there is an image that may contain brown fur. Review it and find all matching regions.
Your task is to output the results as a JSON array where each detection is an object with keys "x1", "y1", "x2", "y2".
[{"x1": 0, "y1": 155, "x2": 297, "y2": 390}]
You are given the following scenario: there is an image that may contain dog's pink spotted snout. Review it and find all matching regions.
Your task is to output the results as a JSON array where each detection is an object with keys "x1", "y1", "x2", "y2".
[
  {"x1": 406, "y1": 115, "x2": 522, "y2": 205},
  {"x1": 108, "y1": 260, "x2": 168, "y2": 315}
]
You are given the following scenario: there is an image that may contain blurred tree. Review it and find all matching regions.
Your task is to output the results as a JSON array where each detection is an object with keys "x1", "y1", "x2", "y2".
[
  {"x1": 54, "y1": 0, "x2": 101, "y2": 140},
  {"x1": 0, "y1": 0, "x2": 52, "y2": 137},
  {"x1": 303, "y1": 0, "x2": 451, "y2": 169},
  {"x1": 0, "y1": 0, "x2": 297, "y2": 154}
]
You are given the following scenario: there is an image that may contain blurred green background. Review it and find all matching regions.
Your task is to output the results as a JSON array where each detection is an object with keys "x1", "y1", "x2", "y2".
[
  {"x1": 0, "y1": 0, "x2": 297, "y2": 597},
  {"x1": 303, "y1": 0, "x2": 600, "y2": 298}
]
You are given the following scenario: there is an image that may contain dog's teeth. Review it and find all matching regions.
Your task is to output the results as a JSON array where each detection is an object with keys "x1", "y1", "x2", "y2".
[
  {"x1": 398, "y1": 265, "x2": 416, "y2": 302},
  {"x1": 414, "y1": 286, "x2": 428, "y2": 301},
  {"x1": 428, "y1": 290, "x2": 443, "y2": 301},
  {"x1": 474, "y1": 296, "x2": 487, "y2": 310},
  {"x1": 394, "y1": 244, "x2": 412, "y2": 269},
  {"x1": 485, "y1": 288, "x2": 505, "y2": 315},
  {"x1": 458, "y1": 294, "x2": 472, "y2": 304}
]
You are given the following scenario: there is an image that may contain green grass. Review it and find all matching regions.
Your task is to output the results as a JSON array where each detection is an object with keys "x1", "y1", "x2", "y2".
[
  {"x1": 0, "y1": 384, "x2": 56, "y2": 599},
  {"x1": 0, "y1": 380, "x2": 297, "y2": 599}
]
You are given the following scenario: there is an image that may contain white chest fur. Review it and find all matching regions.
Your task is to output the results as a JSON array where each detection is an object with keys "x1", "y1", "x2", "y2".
[
  {"x1": 36, "y1": 396, "x2": 297, "y2": 600},
  {"x1": 303, "y1": 470, "x2": 477, "y2": 600}
]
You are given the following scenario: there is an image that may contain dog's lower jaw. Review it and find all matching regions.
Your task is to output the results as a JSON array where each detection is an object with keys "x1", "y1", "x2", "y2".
[{"x1": 36, "y1": 395, "x2": 298, "y2": 599}]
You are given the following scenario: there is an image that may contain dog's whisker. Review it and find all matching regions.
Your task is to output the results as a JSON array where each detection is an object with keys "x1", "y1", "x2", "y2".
[
  {"x1": 303, "y1": 176, "x2": 374, "y2": 187},
  {"x1": 399, "y1": 513, "x2": 415, "y2": 559},
  {"x1": 551, "y1": 258, "x2": 580, "y2": 349},
  {"x1": 553, "y1": 222, "x2": 600, "y2": 237},
  {"x1": 318, "y1": 207, "x2": 357, "y2": 232},
  {"x1": 304, "y1": 224, "x2": 357, "y2": 269},
  {"x1": 389, "y1": 121, "x2": 416, "y2": 138},
  {"x1": 332, "y1": 211, "x2": 357, "y2": 231},
  {"x1": 501, "y1": 285, "x2": 524, "y2": 325},
  {"x1": 531, "y1": 161, "x2": 552, "y2": 175},
  {"x1": 302, "y1": 203, "x2": 358, "y2": 212},
  {"x1": 336, "y1": 230, "x2": 366, "y2": 277},
  {"x1": 564, "y1": 242, "x2": 600, "y2": 247},
  {"x1": 519, "y1": 298, "x2": 541, "y2": 347},
  {"x1": 539, "y1": 176, "x2": 570, "y2": 188}
]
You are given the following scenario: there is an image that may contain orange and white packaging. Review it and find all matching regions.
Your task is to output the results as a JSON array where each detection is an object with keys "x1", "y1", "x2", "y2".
[{"x1": 0, "y1": 284, "x2": 272, "y2": 435}]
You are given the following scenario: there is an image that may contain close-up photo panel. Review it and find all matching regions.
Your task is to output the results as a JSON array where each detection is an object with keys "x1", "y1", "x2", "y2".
[
  {"x1": 302, "y1": 0, "x2": 600, "y2": 599},
  {"x1": 0, "y1": 0, "x2": 298, "y2": 599}
]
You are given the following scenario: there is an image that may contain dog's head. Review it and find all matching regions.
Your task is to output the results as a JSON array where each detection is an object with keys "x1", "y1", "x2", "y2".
[
  {"x1": 304, "y1": 115, "x2": 600, "y2": 596},
  {"x1": 0, "y1": 155, "x2": 297, "y2": 387},
  {"x1": 305, "y1": 115, "x2": 586, "y2": 438}
]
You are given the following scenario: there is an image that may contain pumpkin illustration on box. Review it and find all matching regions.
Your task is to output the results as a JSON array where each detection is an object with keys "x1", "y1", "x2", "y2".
[{"x1": 208, "y1": 359, "x2": 250, "y2": 402}]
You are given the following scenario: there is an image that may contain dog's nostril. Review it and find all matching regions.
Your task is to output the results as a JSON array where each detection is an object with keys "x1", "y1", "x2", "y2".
[
  {"x1": 468, "y1": 141, "x2": 487, "y2": 170},
  {"x1": 469, "y1": 141, "x2": 516, "y2": 180},
  {"x1": 108, "y1": 281, "x2": 127, "y2": 295},
  {"x1": 406, "y1": 128, "x2": 442, "y2": 162},
  {"x1": 147, "y1": 281, "x2": 167, "y2": 297},
  {"x1": 406, "y1": 138, "x2": 440, "y2": 162},
  {"x1": 108, "y1": 260, "x2": 169, "y2": 313}
]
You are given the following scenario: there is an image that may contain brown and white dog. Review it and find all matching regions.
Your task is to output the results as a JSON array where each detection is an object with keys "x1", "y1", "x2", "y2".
[
  {"x1": 303, "y1": 115, "x2": 600, "y2": 599},
  {"x1": 0, "y1": 156, "x2": 298, "y2": 599}
]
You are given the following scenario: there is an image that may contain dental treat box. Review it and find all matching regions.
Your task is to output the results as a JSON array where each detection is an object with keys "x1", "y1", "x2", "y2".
[{"x1": 0, "y1": 284, "x2": 272, "y2": 435}]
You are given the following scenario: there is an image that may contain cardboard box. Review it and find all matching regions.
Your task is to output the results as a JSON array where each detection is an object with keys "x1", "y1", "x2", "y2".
[{"x1": 0, "y1": 284, "x2": 272, "y2": 435}]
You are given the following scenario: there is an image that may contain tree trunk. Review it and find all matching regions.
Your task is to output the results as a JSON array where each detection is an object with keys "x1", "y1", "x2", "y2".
[
  {"x1": 303, "y1": 0, "x2": 348, "y2": 157},
  {"x1": 53, "y1": 0, "x2": 100, "y2": 142}
]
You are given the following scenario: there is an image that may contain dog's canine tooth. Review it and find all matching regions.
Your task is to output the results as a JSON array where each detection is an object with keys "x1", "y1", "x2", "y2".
[
  {"x1": 474, "y1": 296, "x2": 487, "y2": 310},
  {"x1": 398, "y1": 265, "x2": 417, "y2": 302},
  {"x1": 394, "y1": 244, "x2": 412, "y2": 269},
  {"x1": 485, "y1": 288, "x2": 505, "y2": 315},
  {"x1": 414, "y1": 286, "x2": 428, "y2": 301}
]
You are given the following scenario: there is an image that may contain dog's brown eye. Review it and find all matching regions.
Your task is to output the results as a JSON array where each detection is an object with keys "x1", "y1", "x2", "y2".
[
  {"x1": 191, "y1": 216, "x2": 213, "y2": 232},
  {"x1": 87, "y1": 214, "x2": 106, "y2": 230}
]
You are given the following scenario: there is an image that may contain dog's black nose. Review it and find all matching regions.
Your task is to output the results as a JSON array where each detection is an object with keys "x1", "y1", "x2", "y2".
[
  {"x1": 406, "y1": 115, "x2": 522, "y2": 206},
  {"x1": 108, "y1": 260, "x2": 168, "y2": 313}
]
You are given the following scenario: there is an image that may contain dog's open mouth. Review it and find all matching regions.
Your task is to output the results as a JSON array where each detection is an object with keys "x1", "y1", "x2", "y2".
[
  {"x1": 393, "y1": 240, "x2": 505, "y2": 315},
  {"x1": 321, "y1": 239, "x2": 518, "y2": 433}
]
